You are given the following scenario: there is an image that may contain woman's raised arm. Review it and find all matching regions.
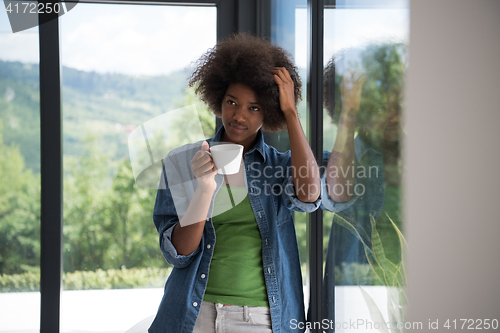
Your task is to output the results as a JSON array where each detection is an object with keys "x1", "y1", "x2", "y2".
[{"x1": 273, "y1": 67, "x2": 320, "y2": 203}]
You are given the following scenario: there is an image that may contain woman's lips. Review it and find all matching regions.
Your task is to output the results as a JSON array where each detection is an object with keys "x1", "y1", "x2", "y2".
[
  {"x1": 230, "y1": 123, "x2": 247, "y2": 132},
  {"x1": 385, "y1": 123, "x2": 400, "y2": 131}
]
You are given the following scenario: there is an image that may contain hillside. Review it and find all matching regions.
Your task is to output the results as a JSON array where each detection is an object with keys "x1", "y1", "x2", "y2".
[{"x1": 0, "y1": 60, "x2": 190, "y2": 172}]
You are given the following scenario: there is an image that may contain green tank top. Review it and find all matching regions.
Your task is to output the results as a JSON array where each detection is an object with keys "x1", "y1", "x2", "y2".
[{"x1": 203, "y1": 186, "x2": 269, "y2": 307}]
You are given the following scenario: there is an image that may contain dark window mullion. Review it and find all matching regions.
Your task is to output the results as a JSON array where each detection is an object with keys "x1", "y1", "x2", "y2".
[
  {"x1": 215, "y1": 0, "x2": 236, "y2": 132},
  {"x1": 256, "y1": 0, "x2": 271, "y2": 38},
  {"x1": 39, "y1": 4, "x2": 63, "y2": 333},
  {"x1": 307, "y1": 0, "x2": 324, "y2": 332},
  {"x1": 215, "y1": 0, "x2": 257, "y2": 132}
]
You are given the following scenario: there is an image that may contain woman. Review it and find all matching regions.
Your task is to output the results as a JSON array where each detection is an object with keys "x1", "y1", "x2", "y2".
[{"x1": 149, "y1": 34, "x2": 321, "y2": 333}]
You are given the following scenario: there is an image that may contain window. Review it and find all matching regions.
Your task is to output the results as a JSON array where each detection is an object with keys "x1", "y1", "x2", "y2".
[
  {"x1": 0, "y1": 1, "x2": 409, "y2": 331},
  {"x1": 0, "y1": 6, "x2": 41, "y2": 332}
]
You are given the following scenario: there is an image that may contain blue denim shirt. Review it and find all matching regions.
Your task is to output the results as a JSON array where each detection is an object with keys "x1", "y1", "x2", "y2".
[
  {"x1": 321, "y1": 135, "x2": 386, "y2": 267},
  {"x1": 149, "y1": 127, "x2": 321, "y2": 333}
]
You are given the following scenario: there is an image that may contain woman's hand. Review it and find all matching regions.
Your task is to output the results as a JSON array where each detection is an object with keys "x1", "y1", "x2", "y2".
[
  {"x1": 340, "y1": 69, "x2": 366, "y2": 120},
  {"x1": 191, "y1": 141, "x2": 217, "y2": 193},
  {"x1": 273, "y1": 67, "x2": 297, "y2": 118},
  {"x1": 327, "y1": 71, "x2": 366, "y2": 202},
  {"x1": 174, "y1": 141, "x2": 217, "y2": 253}
]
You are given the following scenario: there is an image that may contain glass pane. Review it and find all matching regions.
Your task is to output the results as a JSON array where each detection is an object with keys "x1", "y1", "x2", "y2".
[
  {"x1": 271, "y1": 0, "x2": 310, "y2": 311},
  {"x1": 0, "y1": 7, "x2": 41, "y2": 333},
  {"x1": 60, "y1": 3, "x2": 216, "y2": 332},
  {"x1": 322, "y1": 1, "x2": 409, "y2": 332}
]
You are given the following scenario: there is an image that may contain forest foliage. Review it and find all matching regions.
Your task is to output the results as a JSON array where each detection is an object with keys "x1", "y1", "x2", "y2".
[{"x1": 0, "y1": 60, "x2": 202, "y2": 278}]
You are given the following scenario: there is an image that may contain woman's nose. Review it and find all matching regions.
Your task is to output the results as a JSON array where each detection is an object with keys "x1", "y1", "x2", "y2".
[
  {"x1": 232, "y1": 107, "x2": 246, "y2": 122},
  {"x1": 388, "y1": 107, "x2": 401, "y2": 124}
]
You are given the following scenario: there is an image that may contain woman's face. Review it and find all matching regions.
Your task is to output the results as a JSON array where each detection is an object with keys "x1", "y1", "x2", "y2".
[
  {"x1": 363, "y1": 96, "x2": 403, "y2": 143},
  {"x1": 221, "y1": 83, "x2": 264, "y2": 150},
  {"x1": 382, "y1": 103, "x2": 402, "y2": 142}
]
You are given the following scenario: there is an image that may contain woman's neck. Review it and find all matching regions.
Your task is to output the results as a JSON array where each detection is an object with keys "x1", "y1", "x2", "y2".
[{"x1": 221, "y1": 130, "x2": 257, "y2": 155}]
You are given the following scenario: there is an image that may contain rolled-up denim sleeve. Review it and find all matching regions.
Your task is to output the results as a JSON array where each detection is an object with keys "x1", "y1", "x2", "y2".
[
  {"x1": 281, "y1": 175, "x2": 321, "y2": 213},
  {"x1": 161, "y1": 224, "x2": 200, "y2": 267},
  {"x1": 320, "y1": 172, "x2": 359, "y2": 213}
]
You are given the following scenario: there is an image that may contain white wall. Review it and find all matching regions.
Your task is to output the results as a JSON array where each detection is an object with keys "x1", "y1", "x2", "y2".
[{"x1": 407, "y1": 0, "x2": 500, "y2": 330}]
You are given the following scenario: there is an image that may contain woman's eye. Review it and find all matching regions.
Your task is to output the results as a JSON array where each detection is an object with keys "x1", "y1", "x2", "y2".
[
  {"x1": 226, "y1": 99, "x2": 236, "y2": 106},
  {"x1": 249, "y1": 106, "x2": 260, "y2": 111}
]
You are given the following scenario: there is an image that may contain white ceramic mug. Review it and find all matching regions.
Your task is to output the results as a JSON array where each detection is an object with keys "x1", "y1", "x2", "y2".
[{"x1": 206, "y1": 143, "x2": 244, "y2": 175}]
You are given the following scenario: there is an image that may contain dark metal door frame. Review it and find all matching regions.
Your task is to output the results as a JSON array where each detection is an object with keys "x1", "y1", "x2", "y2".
[{"x1": 38, "y1": 1, "x2": 327, "y2": 331}]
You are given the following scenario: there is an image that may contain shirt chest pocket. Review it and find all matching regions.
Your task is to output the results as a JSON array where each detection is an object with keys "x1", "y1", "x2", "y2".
[{"x1": 269, "y1": 183, "x2": 292, "y2": 226}]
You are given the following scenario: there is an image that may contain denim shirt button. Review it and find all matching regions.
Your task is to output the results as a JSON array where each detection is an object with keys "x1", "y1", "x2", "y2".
[
  {"x1": 193, "y1": 302, "x2": 198, "y2": 307},
  {"x1": 201, "y1": 274, "x2": 206, "y2": 279},
  {"x1": 207, "y1": 244, "x2": 211, "y2": 249}
]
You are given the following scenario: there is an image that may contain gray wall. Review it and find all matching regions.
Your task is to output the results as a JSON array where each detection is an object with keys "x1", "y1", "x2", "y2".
[{"x1": 407, "y1": 0, "x2": 500, "y2": 330}]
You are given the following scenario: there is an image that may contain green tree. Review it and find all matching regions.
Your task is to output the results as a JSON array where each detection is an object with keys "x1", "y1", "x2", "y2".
[
  {"x1": 358, "y1": 42, "x2": 407, "y2": 129},
  {"x1": 63, "y1": 135, "x2": 113, "y2": 272},
  {"x1": 106, "y1": 159, "x2": 163, "y2": 269},
  {"x1": 0, "y1": 121, "x2": 40, "y2": 274},
  {"x1": 174, "y1": 85, "x2": 215, "y2": 140}
]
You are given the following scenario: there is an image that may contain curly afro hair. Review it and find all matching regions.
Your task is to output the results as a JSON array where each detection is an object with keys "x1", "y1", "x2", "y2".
[
  {"x1": 324, "y1": 43, "x2": 407, "y2": 127},
  {"x1": 188, "y1": 33, "x2": 302, "y2": 133}
]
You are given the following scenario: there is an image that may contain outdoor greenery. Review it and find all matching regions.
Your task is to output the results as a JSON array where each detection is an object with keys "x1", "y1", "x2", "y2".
[
  {"x1": 0, "y1": 60, "x2": 190, "y2": 172},
  {"x1": 0, "y1": 120, "x2": 168, "y2": 276},
  {"x1": 0, "y1": 60, "x2": 194, "y2": 282},
  {"x1": 0, "y1": 121, "x2": 40, "y2": 275},
  {"x1": 0, "y1": 267, "x2": 172, "y2": 292}
]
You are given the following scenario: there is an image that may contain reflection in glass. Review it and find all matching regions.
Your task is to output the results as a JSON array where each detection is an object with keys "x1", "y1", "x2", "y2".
[{"x1": 322, "y1": 2, "x2": 408, "y2": 332}]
